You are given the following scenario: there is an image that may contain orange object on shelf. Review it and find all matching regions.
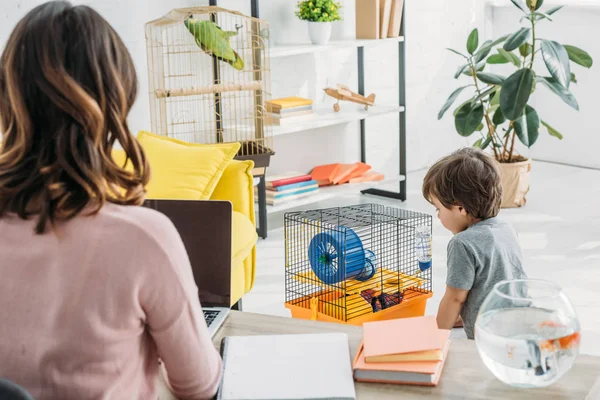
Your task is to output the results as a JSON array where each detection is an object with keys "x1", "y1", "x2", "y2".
[
  {"x1": 310, "y1": 163, "x2": 340, "y2": 186},
  {"x1": 341, "y1": 162, "x2": 371, "y2": 183},
  {"x1": 349, "y1": 170, "x2": 384, "y2": 183},
  {"x1": 338, "y1": 162, "x2": 372, "y2": 184},
  {"x1": 332, "y1": 163, "x2": 360, "y2": 185}
]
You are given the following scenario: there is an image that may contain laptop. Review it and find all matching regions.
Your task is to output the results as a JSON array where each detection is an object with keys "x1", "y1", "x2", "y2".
[{"x1": 144, "y1": 199, "x2": 233, "y2": 337}]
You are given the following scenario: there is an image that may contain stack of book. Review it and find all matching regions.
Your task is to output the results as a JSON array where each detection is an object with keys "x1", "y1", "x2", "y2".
[
  {"x1": 356, "y1": 0, "x2": 404, "y2": 40},
  {"x1": 353, "y1": 316, "x2": 450, "y2": 386},
  {"x1": 264, "y1": 97, "x2": 314, "y2": 126},
  {"x1": 310, "y1": 162, "x2": 384, "y2": 187},
  {"x1": 257, "y1": 172, "x2": 319, "y2": 207}
]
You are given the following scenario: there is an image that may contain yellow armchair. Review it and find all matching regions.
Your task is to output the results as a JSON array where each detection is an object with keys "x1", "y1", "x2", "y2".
[
  {"x1": 211, "y1": 160, "x2": 257, "y2": 305},
  {"x1": 113, "y1": 132, "x2": 258, "y2": 307}
]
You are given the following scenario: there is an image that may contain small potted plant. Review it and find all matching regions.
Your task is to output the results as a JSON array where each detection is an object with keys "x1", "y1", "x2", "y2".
[
  {"x1": 295, "y1": 0, "x2": 342, "y2": 45},
  {"x1": 438, "y1": 0, "x2": 593, "y2": 208}
]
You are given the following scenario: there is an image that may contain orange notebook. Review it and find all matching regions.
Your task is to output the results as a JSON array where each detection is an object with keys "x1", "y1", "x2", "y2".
[
  {"x1": 337, "y1": 162, "x2": 372, "y2": 184},
  {"x1": 363, "y1": 316, "x2": 451, "y2": 363},
  {"x1": 353, "y1": 339, "x2": 450, "y2": 386},
  {"x1": 349, "y1": 170, "x2": 383, "y2": 183},
  {"x1": 331, "y1": 163, "x2": 360, "y2": 185},
  {"x1": 310, "y1": 163, "x2": 340, "y2": 186}
]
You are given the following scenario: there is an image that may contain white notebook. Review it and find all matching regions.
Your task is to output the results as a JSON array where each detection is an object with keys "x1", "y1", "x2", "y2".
[{"x1": 217, "y1": 333, "x2": 356, "y2": 400}]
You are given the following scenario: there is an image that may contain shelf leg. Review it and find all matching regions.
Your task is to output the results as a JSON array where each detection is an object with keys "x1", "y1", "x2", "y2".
[
  {"x1": 357, "y1": 47, "x2": 366, "y2": 164},
  {"x1": 256, "y1": 174, "x2": 268, "y2": 239},
  {"x1": 360, "y1": 10, "x2": 407, "y2": 201}
]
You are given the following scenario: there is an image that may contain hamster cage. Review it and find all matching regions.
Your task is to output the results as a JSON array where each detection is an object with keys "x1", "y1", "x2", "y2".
[{"x1": 284, "y1": 204, "x2": 433, "y2": 325}]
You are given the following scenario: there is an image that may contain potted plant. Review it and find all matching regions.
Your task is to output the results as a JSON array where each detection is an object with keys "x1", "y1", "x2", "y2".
[
  {"x1": 295, "y1": 0, "x2": 342, "y2": 45},
  {"x1": 438, "y1": 0, "x2": 593, "y2": 208}
]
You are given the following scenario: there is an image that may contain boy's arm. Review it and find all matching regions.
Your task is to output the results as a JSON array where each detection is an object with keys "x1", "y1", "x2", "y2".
[{"x1": 436, "y1": 285, "x2": 469, "y2": 330}]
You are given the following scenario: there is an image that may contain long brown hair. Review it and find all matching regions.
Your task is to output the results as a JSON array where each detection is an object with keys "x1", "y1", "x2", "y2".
[{"x1": 0, "y1": 1, "x2": 149, "y2": 233}]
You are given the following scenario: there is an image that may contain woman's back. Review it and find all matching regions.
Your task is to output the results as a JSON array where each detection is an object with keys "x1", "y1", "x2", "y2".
[
  {"x1": 0, "y1": 2, "x2": 222, "y2": 396},
  {"x1": 0, "y1": 203, "x2": 221, "y2": 399}
]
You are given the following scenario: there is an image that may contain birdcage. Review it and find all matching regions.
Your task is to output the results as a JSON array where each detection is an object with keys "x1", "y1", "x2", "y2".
[
  {"x1": 145, "y1": 6, "x2": 273, "y2": 167},
  {"x1": 284, "y1": 204, "x2": 433, "y2": 325}
]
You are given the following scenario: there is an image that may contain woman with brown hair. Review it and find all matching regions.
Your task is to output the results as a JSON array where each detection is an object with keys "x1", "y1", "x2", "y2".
[{"x1": 0, "y1": 1, "x2": 221, "y2": 398}]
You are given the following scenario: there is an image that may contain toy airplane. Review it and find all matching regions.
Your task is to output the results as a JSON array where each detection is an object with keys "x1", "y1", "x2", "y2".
[{"x1": 323, "y1": 84, "x2": 376, "y2": 112}]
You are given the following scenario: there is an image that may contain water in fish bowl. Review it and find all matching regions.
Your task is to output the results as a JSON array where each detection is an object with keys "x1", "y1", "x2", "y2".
[{"x1": 475, "y1": 307, "x2": 580, "y2": 388}]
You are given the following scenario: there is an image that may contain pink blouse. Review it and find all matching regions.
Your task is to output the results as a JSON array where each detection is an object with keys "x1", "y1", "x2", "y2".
[{"x1": 0, "y1": 203, "x2": 222, "y2": 399}]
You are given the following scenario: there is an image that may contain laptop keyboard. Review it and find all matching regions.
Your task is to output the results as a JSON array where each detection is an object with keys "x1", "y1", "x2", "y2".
[{"x1": 203, "y1": 309, "x2": 220, "y2": 327}]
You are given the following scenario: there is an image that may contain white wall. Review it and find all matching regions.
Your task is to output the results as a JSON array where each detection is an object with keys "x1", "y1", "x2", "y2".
[
  {"x1": 1, "y1": 0, "x2": 488, "y2": 174},
  {"x1": 489, "y1": 3, "x2": 600, "y2": 169}
]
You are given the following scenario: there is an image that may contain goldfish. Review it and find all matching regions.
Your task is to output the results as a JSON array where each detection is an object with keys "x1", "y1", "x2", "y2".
[{"x1": 537, "y1": 321, "x2": 581, "y2": 352}]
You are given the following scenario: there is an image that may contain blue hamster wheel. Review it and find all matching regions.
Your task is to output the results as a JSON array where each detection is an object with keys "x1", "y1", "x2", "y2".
[
  {"x1": 308, "y1": 227, "x2": 366, "y2": 284},
  {"x1": 356, "y1": 250, "x2": 377, "y2": 282}
]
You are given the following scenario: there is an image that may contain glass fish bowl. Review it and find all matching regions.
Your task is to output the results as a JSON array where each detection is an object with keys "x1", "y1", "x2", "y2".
[{"x1": 475, "y1": 279, "x2": 580, "y2": 388}]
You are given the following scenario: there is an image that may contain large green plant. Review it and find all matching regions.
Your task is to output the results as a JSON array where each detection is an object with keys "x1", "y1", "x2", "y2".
[{"x1": 438, "y1": 0, "x2": 593, "y2": 162}]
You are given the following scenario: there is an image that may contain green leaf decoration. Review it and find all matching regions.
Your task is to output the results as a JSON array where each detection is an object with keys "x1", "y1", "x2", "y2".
[
  {"x1": 510, "y1": 0, "x2": 528, "y2": 13},
  {"x1": 447, "y1": 48, "x2": 468, "y2": 59},
  {"x1": 498, "y1": 48, "x2": 522, "y2": 67},
  {"x1": 477, "y1": 72, "x2": 505, "y2": 85},
  {"x1": 546, "y1": 5, "x2": 564, "y2": 15},
  {"x1": 493, "y1": 107, "x2": 506, "y2": 125},
  {"x1": 541, "y1": 120, "x2": 563, "y2": 140},
  {"x1": 467, "y1": 29, "x2": 479, "y2": 55},
  {"x1": 541, "y1": 40, "x2": 571, "y2": 88},
  {"x1": 455, "y1": 103, "x2": 484, "y2": 136},
  {"x1": 504, "y1": 28, "x2": 532, "y2": 52},
  {"x1": 453, "y1": 98, "x2": 472, "y2": 117},
  {"x1": 536, "y1": 76, "x2": 579, "y2": 111},
  {"x1": 491, "y1": 88, "x2": 502, "y2": 106},
  {"x1": 571, "y1": 72, "x2": 577, "y2": 84},
  {"x1": 473, "y1": 85, "x2": 498, "y2": 103},
  {"x1": 487, "y1": 54, "x2": 510, "y2": 64},
  {"x1": 478, "y1": 34, "x2": 511, "y2": 54},
  {"x1": 500, "y1": 68, "x2": 534, "y2": 120},
  {"x1": 519, "y1": 43, "x2": 533, "y2": 57},
  {"x1": 513, "y1": 105, "x2": 540, "y2": 147},
  {"x1": 564, "y1": 45, "x2": 594, "y2": 68},
  {"x1": 480, "y1": 136, "x2": 493, "y2": 150},
  {"x1": 533, "y1": 11, "x2": 553, "y2": 21},
  {"x1": 475, "y1": 41, "x2": 493, "y2": 63},
  {"x1": 455, "y1": 64, "x2": 470, "y2": 79},
  {"x1": 439, "y1": 86, "x2": 469, "y2": 120}
]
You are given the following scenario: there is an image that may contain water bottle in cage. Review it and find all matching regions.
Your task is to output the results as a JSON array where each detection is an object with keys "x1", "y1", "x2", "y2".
[{"x1": 415, "y1": 225, "x2": 432, "y2": 272}]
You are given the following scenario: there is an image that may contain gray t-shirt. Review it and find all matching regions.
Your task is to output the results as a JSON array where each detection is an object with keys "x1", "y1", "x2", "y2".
[{"x1": 446, "y1": 217, "x2": 527, "y2": 339}]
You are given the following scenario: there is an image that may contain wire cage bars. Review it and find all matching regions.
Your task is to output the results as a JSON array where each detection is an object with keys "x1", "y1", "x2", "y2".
[
  {"x1": 284, "y1": 204, "x2": 433, "y2": 325},
  {"x1": 145, "y1": 6, "x2": 273, "y2": 166}
]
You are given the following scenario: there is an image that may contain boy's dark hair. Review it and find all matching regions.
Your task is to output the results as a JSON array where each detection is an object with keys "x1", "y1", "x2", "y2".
[{"x1": 422, "y1": 148, "x2": 502, "y2": 219}]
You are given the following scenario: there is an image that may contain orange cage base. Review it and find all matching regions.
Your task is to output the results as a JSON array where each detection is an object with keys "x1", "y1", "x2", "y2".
[{"x1": 285, "y1": 289, "x2": 433, "y2": 326}]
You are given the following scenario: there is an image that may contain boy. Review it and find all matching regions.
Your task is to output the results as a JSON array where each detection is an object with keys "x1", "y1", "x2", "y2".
[{"x1": 422, "y1": 148, "x2": 527, "y2": 339}]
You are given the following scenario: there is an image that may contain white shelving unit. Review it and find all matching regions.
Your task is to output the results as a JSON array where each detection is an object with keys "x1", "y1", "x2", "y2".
[
  {"x1": 271, "y1": 105, "x2": 405, "y2": 137},
  {"x1": 266, "y1": 175, "x2": 406, "y2": 214},
  {"x1": 233, "y1": 0, "x2": 409, "y2": 236},
  {"x1": 260, "y1": 38, "x2": 409, "y2": 215},
  {"x1": 270, "y1": 37, "x2": 404, "y2": 58}
]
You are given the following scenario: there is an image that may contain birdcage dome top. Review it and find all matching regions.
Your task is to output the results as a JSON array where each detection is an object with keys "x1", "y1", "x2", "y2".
[{"x1": 145, "y1": 6, "x2": 267, "y2": 29}]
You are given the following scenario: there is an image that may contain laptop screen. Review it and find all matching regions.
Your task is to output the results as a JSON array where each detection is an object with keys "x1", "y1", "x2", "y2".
[{"x1": 144, "y1": 200, "x2": 232, "y2": 308}]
